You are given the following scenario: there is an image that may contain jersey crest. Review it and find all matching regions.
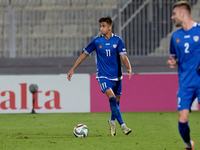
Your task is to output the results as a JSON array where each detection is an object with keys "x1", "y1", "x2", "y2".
[
  {"x1": 176, "y1": 38, "x2": 180, "y2": 43},
  {"x1": 193, "y1": 36, "x2": 199, "y2": 42},
  {"x1": 113, "y1": 44, "x2": 117, "y2": 48}
]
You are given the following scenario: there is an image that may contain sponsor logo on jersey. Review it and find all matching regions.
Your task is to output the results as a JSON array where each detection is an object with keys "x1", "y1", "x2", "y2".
[
  {"x1": 99, "y1": 45, "x2": 102, "y2": 49},
  {"x1": 113, "y1": 44, "x2": 117, "y2": 48},
  {"x1": 176, "y1": 38, "x2": 180, "y2": 43},
  {"x1": 193, "y1": 36, "x2": 199, "y2": 42}
]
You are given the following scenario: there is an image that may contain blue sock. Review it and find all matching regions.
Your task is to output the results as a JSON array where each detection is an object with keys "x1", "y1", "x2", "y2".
[
  {"x1": 109, "y1": 97, "x2": 123, "y2": 125},
  {"x1": 111, "y1": 100, "x2": 120, "y2": 120},
  {"x1": 178, "y1": 121, "x2": 190, "y2": 143}
]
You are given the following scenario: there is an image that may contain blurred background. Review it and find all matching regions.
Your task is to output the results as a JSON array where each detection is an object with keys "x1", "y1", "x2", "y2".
[{"x1": 0, "y1": 0, "x2": 199, "y2": 74}]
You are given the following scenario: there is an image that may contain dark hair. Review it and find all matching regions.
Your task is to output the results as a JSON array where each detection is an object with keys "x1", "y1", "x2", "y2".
[
  {"x1": 173, "y1": 1, "x2": 191, "y2": 14},
  {"x1": 99, "y1": 16, "x2": 113, "y2": 25}
]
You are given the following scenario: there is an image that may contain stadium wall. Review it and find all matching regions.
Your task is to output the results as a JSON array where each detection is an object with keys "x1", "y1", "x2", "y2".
[
  {"x1": 91, "y1": 74, "x2": 199, "y2": 112},
  {"x1": 0, "y1": 74, "x2": 90, "y2": 113},
  {"x1": 0, "y1": 74, "x2": 199, "y2": 113}
]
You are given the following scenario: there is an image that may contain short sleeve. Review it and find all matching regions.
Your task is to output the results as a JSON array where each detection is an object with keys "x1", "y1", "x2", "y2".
[
  {"x1": 117, "y1": 37, "x2": 127, "y2": 55},
  {"x1": 170, "y1": 35, "x2": 176, "y2": 57},
  {"x1": 83, "y1": 38, "x2": 96, "y2": 55}
]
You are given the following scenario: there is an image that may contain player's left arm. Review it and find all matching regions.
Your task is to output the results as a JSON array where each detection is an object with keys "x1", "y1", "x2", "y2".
[{"x1": 121, "y1": 54, "x2": 132, "y2": 80}]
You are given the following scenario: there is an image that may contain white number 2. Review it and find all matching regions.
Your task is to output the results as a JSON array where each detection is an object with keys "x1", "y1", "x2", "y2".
[
  {"x1": 184, "y1": 43, "x2": 189, "y2": 53},
  {"x1": 177, "y1": 97, "x2": 181, "y2": 108}
]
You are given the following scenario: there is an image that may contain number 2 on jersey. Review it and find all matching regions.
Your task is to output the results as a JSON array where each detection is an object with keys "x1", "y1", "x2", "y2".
[
  {"x1": 177, "y1": 97, "x2": 181, "y2": 108},
  {"x1": 184, "y1": 43, "x2": 189, "y2": 53}
]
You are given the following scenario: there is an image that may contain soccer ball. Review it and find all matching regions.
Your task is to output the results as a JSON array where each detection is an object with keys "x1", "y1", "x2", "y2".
[{"x1": 73, "y1": 124, "x2": 89, "y2": 138}]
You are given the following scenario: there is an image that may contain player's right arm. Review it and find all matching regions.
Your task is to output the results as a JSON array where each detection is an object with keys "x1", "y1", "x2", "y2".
[
  {"x1": 67, "y1": 52, "x2": 88, "y2": 81},
  {"x1": 167, "y1": 34, "x2": 177, "y2": 68}
]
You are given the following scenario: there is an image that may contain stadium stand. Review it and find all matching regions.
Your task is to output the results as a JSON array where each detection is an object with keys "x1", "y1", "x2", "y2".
[
  {"x1": 0, "y1": 0, "x2": 198, "y2": 74},
  {"x1": 152, "y1": 0, "x2": 199, "y2": 56}
]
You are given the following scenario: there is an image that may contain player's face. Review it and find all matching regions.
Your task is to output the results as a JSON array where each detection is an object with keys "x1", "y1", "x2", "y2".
[
  {"x1": 99, "y1": 22, "x2": 111, "y2": 35},
  {"x1": 171, "y1": 7, "x2": 183, "y2": 27}
]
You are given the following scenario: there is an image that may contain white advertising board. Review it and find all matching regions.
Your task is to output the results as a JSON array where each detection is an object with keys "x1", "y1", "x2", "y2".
[{"x1": 0, "y1": 74, "x2": 90, "y2": 113}]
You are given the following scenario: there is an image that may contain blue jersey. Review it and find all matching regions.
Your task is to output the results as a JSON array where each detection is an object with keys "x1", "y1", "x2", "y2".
[
  {"x1": 83, "y1": 33, "x2": 127, "y2": 81},
  {"x1": 170, "y1": 22, "x2": 200, "y2": 88}
]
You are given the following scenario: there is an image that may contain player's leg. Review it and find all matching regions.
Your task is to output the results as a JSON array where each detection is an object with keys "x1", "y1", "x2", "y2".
[
  {"x1": 97, "y1": 78, "x2": 117, "y2": 136},
  {"x1": 105, "y1": 89, "x2": 118, "y2": 136},
  {"x1": 110, "y1": 95, "x2": 120, "y2": 120},
  {"x1": 177, "y1": 88, "x2": 195, "y2": 149},
  {"x1": 105, "y1": 89, "x2": 124, "y2": 125},
  {"x1": 108, "y1": 95, "x2": 120, "y2": 136},
  {"x1": 107, "y1": 80, "x2": 131, "y2": 135},
  {"x1": 178, "y1": 109, "x2": 192, "y2": 148}
]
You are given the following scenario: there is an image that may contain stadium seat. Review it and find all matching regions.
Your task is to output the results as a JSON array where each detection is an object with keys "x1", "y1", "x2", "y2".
[
  {"x1": 62, "y1": 24, "x2": 78, "y2": 38},
  {"x1": 102, "y1": 0, "x2": 118, "y2": 9},
  {"x1": 0, "y1": 8, "x2": 3, "y2": 24},
  {"x1": 77, "y1": 24, "x2": 92, "y2": 38},
  {"x1": 42, "y1": 0, "x2": 56, "y2": 5},
  {"x1": 56, "y1": 0, "x2": 70, "y2": 6},
  {"x1": 0, "y1": 38, "x2": 3, "y2": 55},
  {"x1": 22, "y1": 25, "x2": 33, "y2": 36},
  {"x1": 3, "y1": 26, "x2": 10, "y2": 38},
  {"x1": 87, "y1": 0, "x2": 103, "y2": 9},
  {"x1": 43, "y1": 11, "x2": 61, "y2": 24},
  {"x1": 48, "y1": 24, "x2": 62, "y2": 37},
  {"x1": 40, "y1": 0, "x2": 57, "y2": 10},
  {"x1": 32, "y1": 25, "x2": 48, "y2": 38},
  {"x1": 72, "y1": 0, "x2": 87, "y2": 8},
  {"x1": 0, "y1": 0, "x2": 9, "y2": 6},
  {"x1": 4, "y1": 12, "x2": 9, "y2": 25}
]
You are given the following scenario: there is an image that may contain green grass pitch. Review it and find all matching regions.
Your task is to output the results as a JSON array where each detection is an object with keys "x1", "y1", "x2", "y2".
[{"x1": 0, "y1": 111, "x2": 199, "y2": 150}]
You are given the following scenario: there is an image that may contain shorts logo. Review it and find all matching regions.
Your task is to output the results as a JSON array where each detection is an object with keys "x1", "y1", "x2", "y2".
[
  {"x1": 193, "y1": 36, "x2": 199, "y2": 42},
  {"x1": 176, "y1": 38, "x2": 180, "y2": 43},
  {"x1": 113, "y1": 44, "x2": 117, "y2": 48},
  {"x1": 99, "y1": 45, "x2": 102, "y2": 49}
]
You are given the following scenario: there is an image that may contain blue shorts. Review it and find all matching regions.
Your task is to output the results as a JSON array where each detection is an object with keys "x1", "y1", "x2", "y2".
[
  {"x1": 97, "y1": 78, "x2": 122, "y2": 96},
  {"x1": 177, "y1": 87, "x2": 200, "y2": 111}
]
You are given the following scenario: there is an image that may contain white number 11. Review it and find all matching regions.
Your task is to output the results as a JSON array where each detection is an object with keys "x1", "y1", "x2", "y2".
[{"x1": 106, "y1": 49, "x2": 111, "y2": 57}]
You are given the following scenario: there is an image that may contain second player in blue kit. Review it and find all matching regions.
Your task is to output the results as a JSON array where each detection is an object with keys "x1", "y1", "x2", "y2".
[{"x1": 167, "y1": 1, "x2": 199, "y2": 149}]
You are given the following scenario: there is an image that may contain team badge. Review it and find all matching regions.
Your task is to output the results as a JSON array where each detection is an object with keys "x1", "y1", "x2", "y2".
[
  {"x1": 99, "y1": 45, "x2": 102, "y2": 49},
  {"x1": 113, "y1": 44, "x2": 117, "y2": 48},
  {"x1": 176, "y1": 38, "x2": 180, "y2": 43},
  {"x1": 193, "y1": 36, "x2": 199, "y2": 42}
]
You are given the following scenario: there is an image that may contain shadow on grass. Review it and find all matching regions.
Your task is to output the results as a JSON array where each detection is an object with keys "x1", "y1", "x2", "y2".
[{"x1": 11, "y1": 133, "x2": 105, "y2": 139}]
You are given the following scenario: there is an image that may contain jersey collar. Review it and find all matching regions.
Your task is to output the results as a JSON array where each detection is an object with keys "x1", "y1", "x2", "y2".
[
  {"x1": 101, "y1": 33, "x2": 114, "y2": 37},
  {"x1": 194, "y1": 22, "x2": 197, "y2": 27}
]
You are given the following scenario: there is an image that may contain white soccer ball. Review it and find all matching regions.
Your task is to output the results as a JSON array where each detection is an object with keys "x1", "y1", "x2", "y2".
[{"x1": 73, "y1": 124, "x2": 89, "y2": 138}]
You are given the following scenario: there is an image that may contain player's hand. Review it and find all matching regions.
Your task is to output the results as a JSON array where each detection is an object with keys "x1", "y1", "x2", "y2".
[
  {"x1": 67, "y1": 70, "x2": 74, "y2": 81},
  {"x1": 127, "y1": 69, "x2": 132, "y2": 80},
  {"x1": 167, "y1": 56, "x2": 176, "y2": 68}
]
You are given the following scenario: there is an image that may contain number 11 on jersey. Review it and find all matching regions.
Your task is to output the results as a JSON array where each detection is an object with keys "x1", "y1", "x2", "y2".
[{"x1": 106, "y1": 49, "x2": 111, "y2": 57}]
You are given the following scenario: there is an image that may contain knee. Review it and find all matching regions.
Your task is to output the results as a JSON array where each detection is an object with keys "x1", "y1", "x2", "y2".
[
  {"x1": 179, "y1": 117, "x2": 188, "y2": 123},
  {"x1": 178, "y1": 110, "x2": 189, "y2": 123}
]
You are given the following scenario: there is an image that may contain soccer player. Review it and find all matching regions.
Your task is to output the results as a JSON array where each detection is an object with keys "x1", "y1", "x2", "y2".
[
  {"x1": 67, "y1": 16, "x2": 132, "y2": 136},
  {"x1": 167, "y1": 1, "x2": 199, "y2": 150}
]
